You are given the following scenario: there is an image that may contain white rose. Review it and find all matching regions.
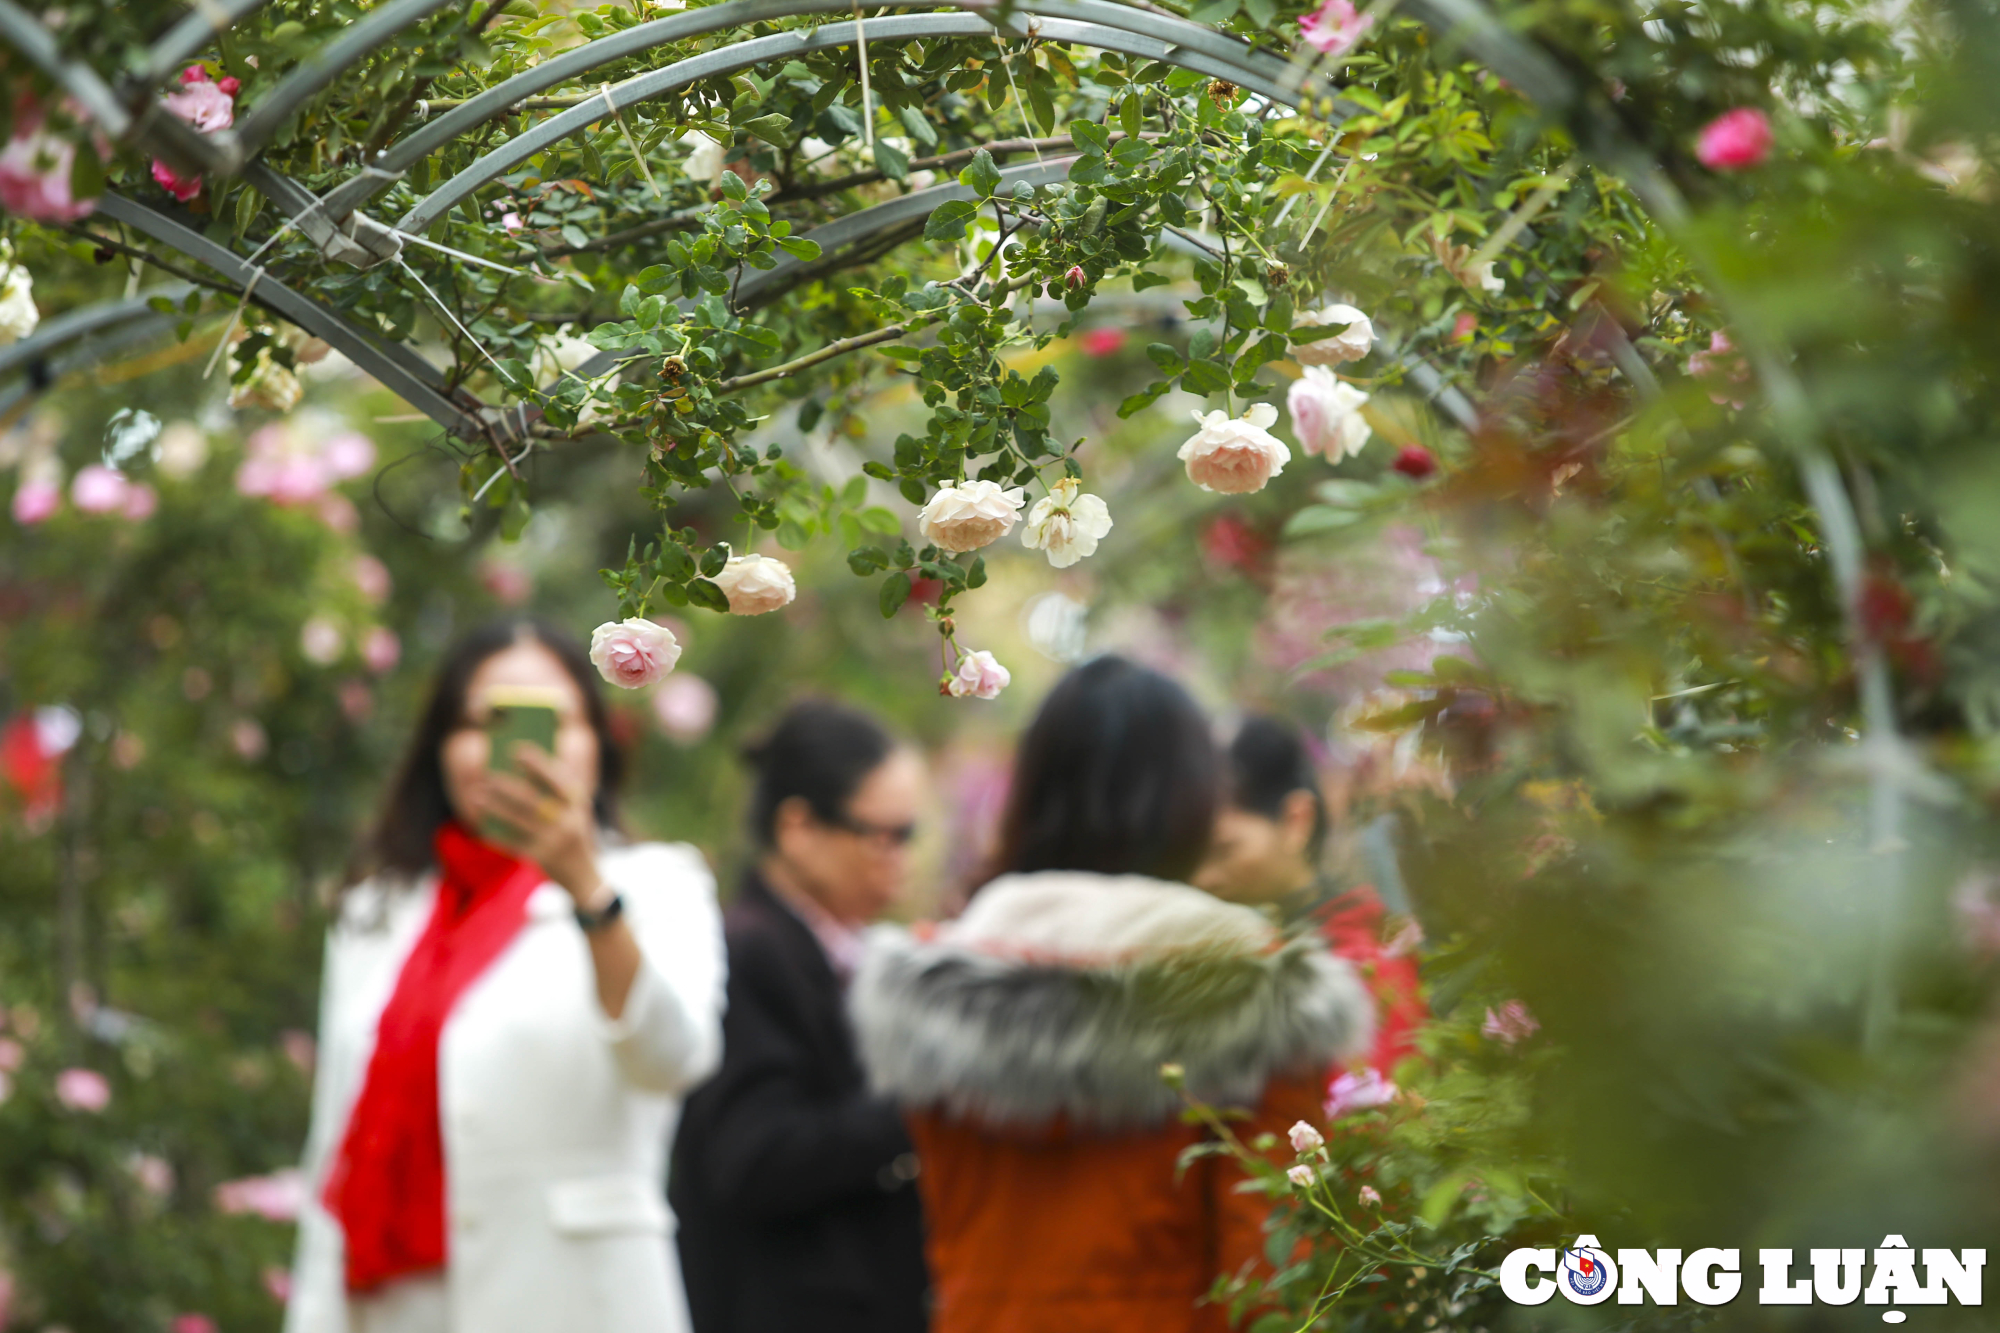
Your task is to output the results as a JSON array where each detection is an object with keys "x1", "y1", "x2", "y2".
[
  {"x1": 681, "y1": 131, "x2": 725, "y2": 185},
  {"x1": 0, "y1": 262, "x2": 38, "y2": 344},
  {"x1": 1021, "y1": 478, "x2": 1113, "y2": 568},
  {"x1": 918, "y1": 479, "x2": 1027, "y2": 553},
  {"x1": 1473, "y1": 262, "x2": 1504, "y2": 294},
  {"x1": 946, "y1": 649, "x2": 1010, "y2": 700},
  {"x1": 1177, "y1": 403, "x2": 1290, "y2": 495},
  {"x1": 1286, "y1": 366, "x2": 1372, "y2": 463},
  {"x1": 227, "y1": 346, "x2": 303, "y2": 413},
  {"x1": 1291, "y1": 302, "x2": 1373, "y2": 366},
  {"x1": 712, "y1": 553, "x2": 796, "y2": 615}
]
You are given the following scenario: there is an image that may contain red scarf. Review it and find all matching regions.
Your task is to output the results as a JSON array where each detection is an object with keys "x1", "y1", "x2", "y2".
[{"x1": 322, "y1": 822, "x2": 545, "y2": 1292}]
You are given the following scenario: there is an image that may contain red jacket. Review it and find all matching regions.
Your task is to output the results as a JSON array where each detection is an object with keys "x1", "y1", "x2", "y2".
[{"x1": 853, "y1": 871, "x2": 1376, "y2": 1333}]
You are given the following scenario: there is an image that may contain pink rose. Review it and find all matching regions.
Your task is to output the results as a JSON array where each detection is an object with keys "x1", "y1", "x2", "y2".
[
  {"x1": 918, "y1": 480, "x2": 1027, "y2": 553},
  {"x1": 1178, "y1": 403, "x2": 1290, "y2": 494},
  {"x1": 0, "y1": 1036, "x2": 21, "y2": 1070},
  {"x1": 1079, "y1": 327, "x2": 1125, "y2": 357},
  {"x1": 1324, "y1": 1067, "x2": 1396, "y2": 1119},
  {"x1": 651, "y1": 673, "x2": 719, "y2": 743},
  {"x1": 1292, "y1": 303, "x2": 1374, "y2": 365},
  {"x1": 501, "y1": 211, "x2": 523, "y2": 233},
  {"x1": 1286, "y1": 1164, "x2": 1317, "y2": 1187},
  {"x1": 11, "y1": 477, "x2": 60, "y2": 524},
  {"x1": 1359, "y1": 1184, "x2": 1382, "y2": 1206},
  {"x1": 128, "y1": 1152, "x2": 175, "y2": 1197},
  {"x1": 1687, "y1": 330, "x2": 1750, "y2": 408},
  {"x1": 338, "y1": 679, "x2": 372, "y2": 723},
  {"x1": 361, "y1": 626, "x2": 400, "y2": 674},
  {"x1": 1064, "y1": 265, "x2": 1086, "y2": 290},
  {"x1": 321, "y1": 431, "x2": 376, "y2": 481},
  {"x1": 350, "y1": 554, "x2": 392, "y2": 603},
  {"x1": 151, "y1": 157, "x2": 202, "y2": 202},
  {"x1": 172, "y1": 1315, "x2": 218, "y2": 1333},
  {"x1": 1482, "y1": 999, "x2": 1540, "y2": 1046},
  {"x1": 280, "y1": 1028, "x2": 316, "y2": 1074},
  {"x1": 162, "y1": 79, "x2": 233, "y2": 134},
  {"x1": 1288, "y1": 1120, "x2": 1325, "y2": 1155},
  {"x1": 70, "y1": 464, "x2": 129, "y2": 513},
  {"x1": 712, "y1": 553, "x2": 796, "y2": 615},
  {"x1": 230, "y1": 717, "x2": 268, "y2": 761},
  {"x1": 269, "y1": 454, "x2": 330, "y2": 505},
  {"x1": 946, "y1": 648, "x2": 1010, "y2": 700},
  {"x1": 480, "y1": 559, "x2": 533, "y2": 604},
  {"x1": 121, "y1": 482, "x2": 158, "y2": 521},
  {"x1": 588, "y1": 618, "x2": 682, "y2": 689},
  {"x1": 1299, "y1": 0, "x2": 1373, "y2": 56},
  {"x1": 55, "y1": 1066, "x2": 110, "y2": 1112},
  {"x1": 1287, "y1": 366, "x2": 1372, "y2": 462},
  {"x1": 213, "y1": 1168, "x2": 304, "y2": 1221},
  {"x1": 0, "y1": 105, "x2": 97, "y2": 223},
  {"x1": 263, "y1": 1266, "x2": 293, "y2": 1303},
  {"x1": 1696, "y1": 107, "x2": 1773, "y2": 171}
]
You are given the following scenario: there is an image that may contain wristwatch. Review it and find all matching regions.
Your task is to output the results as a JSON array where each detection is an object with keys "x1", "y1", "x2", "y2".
[{"x1": 574, "y1": 889, "x2": 625, "y2": 933}]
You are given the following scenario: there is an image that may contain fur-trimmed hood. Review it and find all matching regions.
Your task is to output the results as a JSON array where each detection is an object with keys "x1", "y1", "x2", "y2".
[{"x1": 851, "y1": 871, "x2": 1374, "y2": 1130}]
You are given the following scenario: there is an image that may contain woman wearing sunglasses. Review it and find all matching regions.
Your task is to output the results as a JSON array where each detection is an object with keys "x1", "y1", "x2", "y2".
[{"x1": 671, "y1": 700, "x2": 930, "y2": 1333}]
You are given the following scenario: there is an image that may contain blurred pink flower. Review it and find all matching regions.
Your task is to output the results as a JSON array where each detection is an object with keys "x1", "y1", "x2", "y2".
[
  {"x1": 501, "y1": 211, "x2": 523, "y2": 233},
  {"x1": 0, "y1": 1071, "x2": 11, "y2": 1105},
  {"x1": 71, "y1": 464, "x2": 129, "y2": 513},
  {"x1": 651, "y1": 673, "x2": 719, "y2": 744},
  {"x1": 10, "y1": 477, "x2": 59, "y2": 524},
  {"x1": 1078, "y1": 327, "x2": 1125, "y2": 357},
  {"x1": 316, "y1": 492, "x2": 359, "y2": 533},
  {"x1": 213, "y1": 1167, "x2": 304, "y2": 1221},
  {"x1": 55, "y1": 1066, "x2": 110, "y2": 1112},
  {"x1": 1324, "y1": 1067, "x2": 1397, "y2": 1119},
  {"x1": 151, "y1": 157, "x2": 202, "y2": 202},
  {"x1": 263, "y1": 1266, "x2": 294, "y2": 1303},
  {"x1": 128, "y1": 1152, "x2": 175, "y2": 1197},
  {"x1": 230, "y1": 717, "x2": 268, "y2": 761},
  {"x1": 120, "y1": 482, "x2": 158, "y2": 521},
  {"x1": 280, "y1": 1028, "x2": 316, "y2": 1074},
  {"x1": 1687, "y1": 330, "x2": 1750, "y2": 408},
  {"x1": 1288, "y1": 1120, "x2": 1325, "y2": 1154},
  {"x1": 1359, "y1": 1184, "x2": 1382, "y2": 1206},
  {"x1": 1286, "y1": 1163, "x2": 1316, "y2": 1187},
  {"x1": 0, "y1": 1036, "x2": 21, "y2": 1071},
  {"x1": 0, "y1": 101, "x2": 97, "y2": 222},
  {"x1": 1482, "y1": 999, "x2": 1540, "y2": 1046},
  {"x1": 338, "y1": 678, "x2": 373, "y2": 724},
  {"x1": 946, "y1": 649, "x2": 1011, "y2": 700},
  {"x1": 350, "y1": 554, "x2": 392, "y2": 603},
  {"x1": 1299, "y1": 0, "x2": 1373, "y2": 56},
  {"x1": 1063, "y1": 265, "x2": 1086, "y2": 290},
  {"x1": 0, "y1": 1265, "x2": 12, "y2": 1329},
  {"x1": 480, "y1": 559, "x2": 533, "y2": 604},
  {"x1": 1451, "y1": 311, "x2": 1478, "y2": 342},
  {"x1": 362, "y1": 626, "x2": 400, "y2": 674},
  {"x1": 321, "y1": 431, "x2": 376, "y2": 481},
  {"x1": 171, "y1": 1315, "x2": 218, "y2": 1333},
  {"x1": 161, "y1": 77, "x2": 233, "y2": 133},
  {"x1": 1391, "y1": 444, "x2": 1438, "y2": 479},
  {"x1": 300, "y1": 616, "x2": 343, "y2": 665},
  {"x1": 1696, "y1": 107, "x2": 1773, "y2": 171}
]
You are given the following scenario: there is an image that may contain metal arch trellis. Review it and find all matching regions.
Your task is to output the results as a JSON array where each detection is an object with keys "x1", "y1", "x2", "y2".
[{"x1": 0, "y1": 0, "x2": 1341, "y2": 442}]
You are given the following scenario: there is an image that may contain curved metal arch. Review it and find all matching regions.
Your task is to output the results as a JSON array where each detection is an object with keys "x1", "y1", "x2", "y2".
[
  {"x1": 0, "y1": 284, "x2": 194, "y2": 381},
  {"x1": 315, "y1": 0, "x2": 1320, "y2": 221},
  {"x1": 231, "y1": 0, "x2": 460, "y2": 154},
  {"x1": 399, "y1": 10, "x2": 1311, "y2": 236},
  {"x1": 96, "y1": 193, "x2": 483, "y2": 437},
  {"x1": 0, "y1": 311, "x2": 179, "y2": 419}
]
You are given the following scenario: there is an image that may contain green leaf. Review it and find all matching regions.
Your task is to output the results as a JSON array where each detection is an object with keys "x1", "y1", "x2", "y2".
[
  {"x1": 776, "y1": 236, "x2": 822, "y2": 260},
  {"x1": 777, "y1": 520, "x2": 812, "y2": 550},
  {"x1": 1147, "y1": 343, "x2": 1185, "y2": 374},
  {"x1": 1069, "y1": 120, "x2": 1110, "y2": 156},
  {"x1": 859, "y1": 505, "x2": 901, "y2": 534},
  {"x1": 898, "y1": 104, "x2": 940, "y2": 148},
  {"x1": 874, "y1": 137, "x2": 911, "y2": 181},
  {"x1": 1180, "y1": 360, "x2": 1233, "y2": 395},
  {"x1": 848, "y1": 545, "x2": 889, "y2": 575},
  {"x1": 1187, "y1": 0, "x2": 1240, "y2": 22},
  {"x1": 686, "y1": 578, "x2": 730, "y2": 613},
  {"x1": 718, "y1": 170, "x2": 748, "y2": 201},
  {"x1": 739, "y1": 113, "x2": 793, "y2": 146},
  {"x1": 1284, "y1": 505, "x2": 1364, "y2": 537},
  {"x1": 924, "y1": 199, "x2": 980, "y2": 242},
  {"x1": 1120, "y1": 94, "x2": 1143, "y2": 139},
  {"x1": 879, "y1": 572, "x2": 912, "y2": 618},
  {"x1": 959, "y1": 148, "x2": 1003, "y2": 198}
]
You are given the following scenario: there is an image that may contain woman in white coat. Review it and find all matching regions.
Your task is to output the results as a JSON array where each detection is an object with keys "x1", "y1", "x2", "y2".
[{"x1": 286, "y1": 618, "x2": 726, "y2": 1333}]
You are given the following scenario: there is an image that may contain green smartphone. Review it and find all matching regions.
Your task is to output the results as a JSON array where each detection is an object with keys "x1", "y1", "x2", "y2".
[{"x1": 480, "y1": 686, "x2": 563, "y2": 842}]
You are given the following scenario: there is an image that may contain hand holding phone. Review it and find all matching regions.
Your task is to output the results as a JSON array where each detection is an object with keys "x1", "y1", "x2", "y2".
[{"x1": 479, "y1": 686, "x2": 563, "y2": 842}]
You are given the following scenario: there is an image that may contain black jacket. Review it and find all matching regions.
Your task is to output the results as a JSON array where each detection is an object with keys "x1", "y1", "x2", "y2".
[{"x1": 670, "y1": 873, "x2": 929, "y2": 1333}]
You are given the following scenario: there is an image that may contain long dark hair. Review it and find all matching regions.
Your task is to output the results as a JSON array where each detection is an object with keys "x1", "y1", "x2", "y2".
[
  {"x1": 1225, "y1": 715, "x2": 1329, "y2": 858},
  {"x1": 357, "y1": 617, "x2": 625, "y2": 881},
  {"x1": 991, "y1": 655, "x2": 1218, "y2": 884},
  {"x1": 742, "y1": 700, "x2": 895, "y2": 848}
]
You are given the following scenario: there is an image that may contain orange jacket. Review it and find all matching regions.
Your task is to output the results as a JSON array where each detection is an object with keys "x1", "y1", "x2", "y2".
[{"x1": 852, "y1": 871, "x2": 1376, "y2": 1333}]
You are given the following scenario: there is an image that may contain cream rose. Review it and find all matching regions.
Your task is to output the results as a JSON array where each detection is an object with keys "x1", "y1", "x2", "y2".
[
  {"x1": 0, "y1": 257, "x2": 38, "y2": 345},
  {"x1": 1286, "y1": 366, "x2": 1372, "y2": 462},
  {"x1": 1021, "y1": 478, "x2": 1113, "y2": 568},
  {"x1": 946, "y1": 649, "x2": 1011, "y2": 700},
  {"x1": 1291, "y1": 303, "x2": 1374, "y2": 366},
  {"x1": 1178, "y1": 403, "x2": 1290, "y2": 494},
  {"x1": 713, "y1": 553, "x2": 796, "y2": 615},
  {"x1": 588, "y1": 618, "x2": 682, "y2": 689},
  {"x1": 918, "y1": 480, "x2": 1026, "y2": 553}
]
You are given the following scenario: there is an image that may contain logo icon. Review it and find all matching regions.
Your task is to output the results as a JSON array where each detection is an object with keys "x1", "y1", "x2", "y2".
[{"x1": 1559, "y1": 1235, "x2": 1619, "y2": 1305}]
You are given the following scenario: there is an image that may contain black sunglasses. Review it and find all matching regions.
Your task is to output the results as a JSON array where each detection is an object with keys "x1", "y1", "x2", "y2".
[{"x1": 830, "y1": 812, "x2": 919, "y2": 846}]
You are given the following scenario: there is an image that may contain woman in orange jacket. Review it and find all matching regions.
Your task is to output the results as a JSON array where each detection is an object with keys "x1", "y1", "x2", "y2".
[{"x1": 852, "y1": 658, "x2": 1374, "y2": 1333}]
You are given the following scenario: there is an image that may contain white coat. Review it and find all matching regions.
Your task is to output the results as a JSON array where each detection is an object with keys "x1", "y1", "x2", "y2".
[{"x1": 285, "y1": 840, "x2": 727, "y2": 1333}]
